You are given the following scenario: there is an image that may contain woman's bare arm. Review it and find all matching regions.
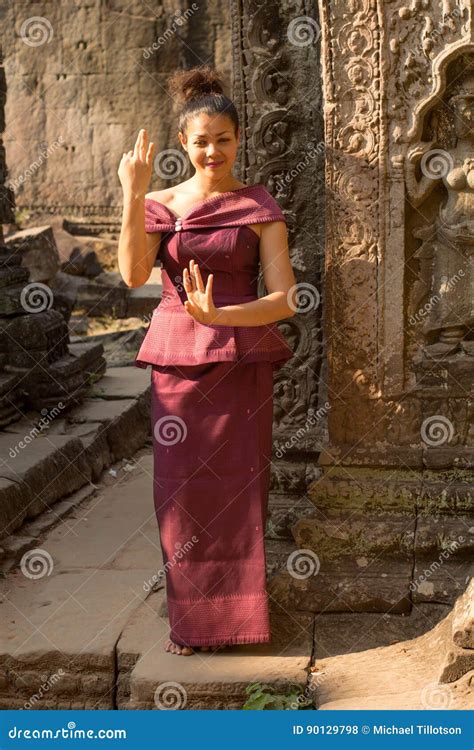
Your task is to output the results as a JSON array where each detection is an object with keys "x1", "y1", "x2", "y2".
[
  {"x1": 117, "y1": 129, "x2": 157, "y2": 288},
  {"x1": 118, "y1": 192, "x2": 161, "y2": 287}
]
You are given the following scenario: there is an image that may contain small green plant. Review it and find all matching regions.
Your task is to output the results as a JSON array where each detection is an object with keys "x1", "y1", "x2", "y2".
[
  {"x1": 14, "y1": 207, "x2": 32, "y2": 228},
  {"x1": 242, "y1": 682, "x2": 313, "y2": 710}
]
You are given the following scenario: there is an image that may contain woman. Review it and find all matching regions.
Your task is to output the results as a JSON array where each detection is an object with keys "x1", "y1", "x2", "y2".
[{"x1": 117, "y1": 66, "x2": 296, "y2": 656}]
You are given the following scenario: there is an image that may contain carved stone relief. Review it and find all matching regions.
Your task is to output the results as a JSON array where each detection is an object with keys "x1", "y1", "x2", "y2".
[
  {"x1": 231, "y1": 0, "x2": 325, "y2": 452},
  {"x1": 318, "y1": 0, "x2": 472, "y2": 460}
]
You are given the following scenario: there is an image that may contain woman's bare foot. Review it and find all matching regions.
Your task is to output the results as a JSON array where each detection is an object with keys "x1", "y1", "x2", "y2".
[
  {"x1": 164, "y1": 637, "x2": 193, "y2": 655},
  {"x1": 164, "y1": 635, "x2": 229, "y2": 654}
]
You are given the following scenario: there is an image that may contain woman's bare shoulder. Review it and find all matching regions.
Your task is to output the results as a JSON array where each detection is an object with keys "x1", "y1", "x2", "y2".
[
  {"x1": 145, "y1": 188, "x2": 174, "y2": 205},
  {"x1": 145, "y1": 183, "x2": 195, "y2": 210}
]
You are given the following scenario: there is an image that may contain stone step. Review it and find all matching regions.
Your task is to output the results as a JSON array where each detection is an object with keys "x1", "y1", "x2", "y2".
[
  {"x1": 117, "y1": 588, "x2": 314, "y2": 710},
  {"x1": 1, "y1": 428, "x2": 471, "y2": 710},
  {"x1": 0, "y1": 445, "x2": 314, "y2": 711},
  {"x1": 0, "y1": 452, "x2": 160, "y2": 709},
  {"x1": 0, "y1": 365, "x2": 151, "y2": 543}
]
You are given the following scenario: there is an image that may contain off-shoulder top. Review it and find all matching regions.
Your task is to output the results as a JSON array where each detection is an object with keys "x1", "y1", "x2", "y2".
[{"x1": 134, "y1": 183, "x2": 294, "y2": 372}]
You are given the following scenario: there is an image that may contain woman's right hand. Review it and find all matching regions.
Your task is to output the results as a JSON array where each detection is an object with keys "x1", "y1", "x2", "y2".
[{"x1": 118, "y1": 129, "x2": 155, "y2": 197}]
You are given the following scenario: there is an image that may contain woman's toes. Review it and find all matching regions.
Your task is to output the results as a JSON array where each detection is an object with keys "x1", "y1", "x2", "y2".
[{"x1": 164, "y1": 637, "x2": 194, "y2": 655}]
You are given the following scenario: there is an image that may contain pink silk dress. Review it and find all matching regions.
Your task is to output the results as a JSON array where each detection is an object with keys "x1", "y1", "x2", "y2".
[{"x1": 134, "y1": 184, "x2": 294, "y2": 647}]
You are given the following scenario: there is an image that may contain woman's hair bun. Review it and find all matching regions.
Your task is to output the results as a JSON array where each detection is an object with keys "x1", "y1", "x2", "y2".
[{"x1": 168, "y1": 65, "x2": 225, "y2": 106}]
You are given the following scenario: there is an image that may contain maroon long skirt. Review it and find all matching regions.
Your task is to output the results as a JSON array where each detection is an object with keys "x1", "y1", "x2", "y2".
[{"x1": 150, "y1": 359, "x2": 274, "y2": 648}]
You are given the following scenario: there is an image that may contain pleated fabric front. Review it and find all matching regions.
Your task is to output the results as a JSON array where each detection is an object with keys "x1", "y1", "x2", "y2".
[{"x1": 135, "y1": 183, "x2": 294, "y2": 646}]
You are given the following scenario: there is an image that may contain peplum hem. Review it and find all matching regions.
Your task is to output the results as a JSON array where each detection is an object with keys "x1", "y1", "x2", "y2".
[
  {"x1": 135, "y1": 346, "x2": 293, "y2": 372},
  {"x1": 134, "y1": 304, "x2": 294, "y2": 373}
]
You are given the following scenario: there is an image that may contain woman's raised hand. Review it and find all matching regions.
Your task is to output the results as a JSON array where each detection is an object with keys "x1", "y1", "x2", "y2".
[
  {"x1": 118, "y1": 129, "x2": 155, "y2": 197},
  {"x1": 183, "y1": 260, "x2": 218, "y2": 325}
]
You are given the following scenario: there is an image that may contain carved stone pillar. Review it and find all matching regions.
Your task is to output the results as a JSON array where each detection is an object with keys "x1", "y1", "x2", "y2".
[
  {"x1": 233, "y1": 1, "x2": 473, "y2": 615},
  {"x1": 230, "y1": 0, "x2": 328, "y2": 591},
  {"x1": 298, "y1": 0, "x2": 473, "y2": 612}
]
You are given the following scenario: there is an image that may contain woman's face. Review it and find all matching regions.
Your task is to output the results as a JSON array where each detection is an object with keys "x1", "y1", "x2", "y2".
[{"x1": 179, "y1": 112, "x2": 239, "y2": 179}]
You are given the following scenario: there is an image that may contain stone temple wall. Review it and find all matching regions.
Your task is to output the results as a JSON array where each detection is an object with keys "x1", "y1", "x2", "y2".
[
  {"x1": 3, "y1": 0, "x2": 471, "y2": 617},
  {"x1": 3, "y1": 1, "x2": 232, "y2": 219}
]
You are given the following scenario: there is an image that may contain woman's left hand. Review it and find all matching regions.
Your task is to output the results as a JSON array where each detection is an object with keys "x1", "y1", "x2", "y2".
[{"x1": 183, "y1": 259, "x2": 219, "y2": 325}]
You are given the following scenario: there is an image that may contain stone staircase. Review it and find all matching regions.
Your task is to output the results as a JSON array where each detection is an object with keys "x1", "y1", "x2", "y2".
[{"x1": 0, "y1": 373, "x2": 471, "y2": 709}]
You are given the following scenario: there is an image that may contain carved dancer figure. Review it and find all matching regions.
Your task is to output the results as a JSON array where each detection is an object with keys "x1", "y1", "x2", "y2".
[{"x1": 405, "y1": 66, "x2": 474, "y2": 355}]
